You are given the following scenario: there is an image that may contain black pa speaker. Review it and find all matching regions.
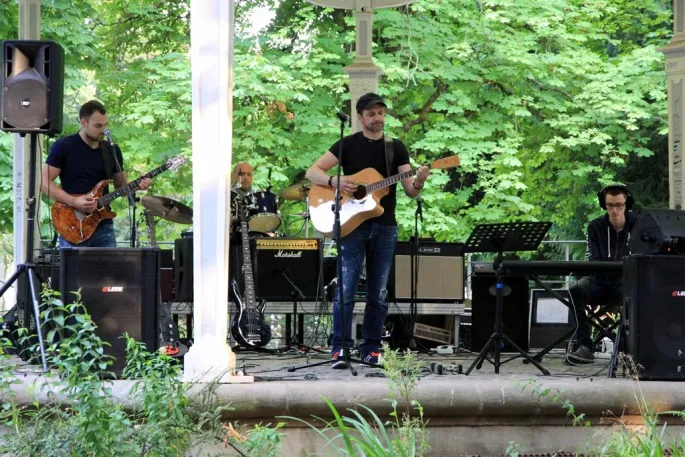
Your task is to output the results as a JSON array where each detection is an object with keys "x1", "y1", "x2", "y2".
[
  {"x1": 471, "y1": 274, "x2": 529, "y2": 352},
  {"x1": 60, "y1": 248, "x2": 160, "y2": 375},
  {"x1": 1, "y1": 40, "x2": 64, "y2": 135},
  {"x1": 623, "y1": 254, "x2": 685, "y2": 380},
  {"x1": 629, "y1": 209, "x2": 685, "y2": 255}
]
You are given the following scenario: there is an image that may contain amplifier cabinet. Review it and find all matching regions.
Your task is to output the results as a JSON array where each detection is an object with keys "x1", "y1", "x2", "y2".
[
  {"x1": 391, "y1": 241, "x2": 464, "y2": 302},
  {"x1": 252, "y1": 238, "x2": 322, "y2": 301}
]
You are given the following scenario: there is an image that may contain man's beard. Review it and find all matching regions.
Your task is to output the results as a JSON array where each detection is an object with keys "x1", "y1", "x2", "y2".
[
  {"x1": 367, "y1": 122, "x2": 384, "y2": 132},
  {"x1": 85, "y1": 131, "x2": 100, "y2": 143}
]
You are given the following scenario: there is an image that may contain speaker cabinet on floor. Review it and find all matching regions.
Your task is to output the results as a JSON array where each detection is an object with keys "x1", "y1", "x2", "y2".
[
  {"x1": 471, "y1": 274, "x2": 529, "y2": 352},
  {"x1": 392, "y1": 241, "x2": 464, "y2": 302},
  {"x1": 623, "y1": 254, "x2": 685, "y2": 380},
  {"x1": 1, "y1": 40, "x2": 64, "y2": 135},
  {"x1": 60, "y1": 248, "x2": 160, "y2": 375}
]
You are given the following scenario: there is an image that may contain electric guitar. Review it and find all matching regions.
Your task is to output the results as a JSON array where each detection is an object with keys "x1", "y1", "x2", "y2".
[
  {"x1": 230, "y1": 197, "x2": 271, "y2": 348},
  {"x1": 309, "y1": 155, "x2": 461, "y2": 237},
  {"x1": 51, "y1": 155, "x2": 187, "y2": 244}
]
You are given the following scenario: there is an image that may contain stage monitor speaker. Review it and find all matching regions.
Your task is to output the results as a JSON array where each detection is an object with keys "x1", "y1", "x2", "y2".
[
  {"x1": 392, "y1": 241, "x2": 464, "y2": 302},
  {"x1": 471, "y1": 274, "x2": 529, "y2": 352},
  {"x1": 1, "y1": 40, "x2": 64, "y2": 135},
  {"x1": 528, "y1": 289, "x2": 574, "y2": 350},
  {"x1": 629, "y1": 209, "x2": 685, "y2": 255},
  {"x1": 253, "y1": 238, "x2": 322, "y2": 301},
  {"x1": 60, "y1": 248, "x2": 160, "y2": 375},
  {"x1": 623, "y1": 254, "x2": 685, "y2": 380}
]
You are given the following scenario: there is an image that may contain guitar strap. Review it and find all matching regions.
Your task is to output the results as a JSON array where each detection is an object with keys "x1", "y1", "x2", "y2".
[
  {"x1": 99, "y1": 141, "x2": 115, "y2": 179},
  {"x1": 384, "y1": 135, "x2": 394, "y2": 177}
]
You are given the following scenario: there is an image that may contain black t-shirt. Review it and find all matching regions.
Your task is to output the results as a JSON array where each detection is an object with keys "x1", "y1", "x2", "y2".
[
  {"x1": 329, "y1": 132, "x2": 410, "y2": 226},
  {"x1": 46, "y1": 133, "x2": 124, "y2": 195}
]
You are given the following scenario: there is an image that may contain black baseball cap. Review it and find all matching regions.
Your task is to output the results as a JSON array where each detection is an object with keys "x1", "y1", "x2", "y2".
[{"x1": 356, "y1": 93, "x2": 387, "y2": 113}]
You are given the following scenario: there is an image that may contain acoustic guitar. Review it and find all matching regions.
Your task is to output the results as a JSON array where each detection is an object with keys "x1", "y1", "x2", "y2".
[{"x1": 309, "y1": 155, "x2": 460, "y2": 237}]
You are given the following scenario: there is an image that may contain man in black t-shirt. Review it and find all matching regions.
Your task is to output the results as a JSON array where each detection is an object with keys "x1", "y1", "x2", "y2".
[
  {"x1": 41, "y1": 100, "x2": 152, "y2": 247},
  {"x1": 306, "y1": 93, "x2": 430, "y2": 367}
]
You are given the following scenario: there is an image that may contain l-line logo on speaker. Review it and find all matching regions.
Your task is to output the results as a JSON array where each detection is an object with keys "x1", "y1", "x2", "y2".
[
  {"x1": 672, "y1": 291, "x2": 685, "y2": 297},
  {"x1": 102, "y1": 286, "x2": 124, "y2": 293}
]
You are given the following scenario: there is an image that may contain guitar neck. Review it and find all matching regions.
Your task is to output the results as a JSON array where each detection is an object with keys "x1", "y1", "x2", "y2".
[
  {"x1": 240, "y1": 222, "x2": 257, "y2": 306},
  {"x1": 98, "y1": 163, "x2": 169, "y2": 206},
  {"x1": 365, "y1": 167, "x2": 421, "y2": 193}
]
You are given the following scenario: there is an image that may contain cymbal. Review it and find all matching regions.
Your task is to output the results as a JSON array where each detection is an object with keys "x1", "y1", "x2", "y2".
[
  {"x1": 141, "y1": 196, "x2": 193, "y2": 224},
  {"x1": 279, "y1": 182, "x2": 311, "y2": 201}
]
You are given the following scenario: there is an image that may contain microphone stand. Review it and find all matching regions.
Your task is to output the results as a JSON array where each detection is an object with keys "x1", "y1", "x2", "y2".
[
  {"x1": 279, "y1": 269, "x2": 318, "y2": 352},
  {"x1": 106, "y1": 133, "x2": 136, "y2": 247},
  {"x1": 407, "y1": 198, "x2": 422, "y2": 351}
]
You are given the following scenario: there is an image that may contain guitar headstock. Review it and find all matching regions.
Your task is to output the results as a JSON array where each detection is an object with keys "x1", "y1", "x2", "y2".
[
  {"x1": 166, "y1": 155, "x2": 187, "y2": 171},
  {"x1": 429, "y1": 155, "x2": 460, "y2": 170}
]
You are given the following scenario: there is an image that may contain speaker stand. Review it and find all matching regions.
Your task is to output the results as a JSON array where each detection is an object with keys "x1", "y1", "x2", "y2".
[{"x1": 0, "y1": 134, "x2": 48, "y2": 371}]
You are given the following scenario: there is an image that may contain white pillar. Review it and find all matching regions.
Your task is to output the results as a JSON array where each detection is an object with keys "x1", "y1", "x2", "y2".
[
  {"x1": 183, "y1": 0, "x2": 251, "y2": 383},
  {"x1": 9, "y1": 0, "x2": 42, "y2": 311},
  {"x1": 662, "y1": 0, "x2": 685, "y2": 210}
]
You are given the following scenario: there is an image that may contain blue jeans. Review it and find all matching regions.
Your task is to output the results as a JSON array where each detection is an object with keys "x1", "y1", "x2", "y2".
[
  {"x1": 59, "y1": 222, "x2": 117, "y2": 248},
  {"x1": 331, "y1": 222, "x2": 397, "y2": 357}
]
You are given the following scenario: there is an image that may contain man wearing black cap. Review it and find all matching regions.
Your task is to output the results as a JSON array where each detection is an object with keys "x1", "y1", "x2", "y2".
[
  {"x1": 306, "y1": 92, "x2": 430, "y2": 368},
  {"x1": 566, "y1": 184, "x2": 638, "y2": 364}
]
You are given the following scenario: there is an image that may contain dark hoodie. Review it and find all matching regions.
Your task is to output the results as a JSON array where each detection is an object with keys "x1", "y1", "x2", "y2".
[{"x1": 585, "y1": 211, "x2": 639, "y2": 261}]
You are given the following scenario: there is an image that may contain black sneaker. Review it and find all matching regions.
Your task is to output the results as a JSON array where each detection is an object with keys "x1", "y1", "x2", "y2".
[
  {"x1": 363, "y1": 352, "x2": 383, "y2": 366},
  {"x1": 331, "y1": 349, "x2": 348, "y2": 369},
  {"x1": 567, "y1": 345, "x2": 594, "y2": 364}
]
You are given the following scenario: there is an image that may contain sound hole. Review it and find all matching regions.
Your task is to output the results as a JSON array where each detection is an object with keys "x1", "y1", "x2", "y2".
[{"x1": 353, "y1": 185, "x2": 367, "y2": 200}]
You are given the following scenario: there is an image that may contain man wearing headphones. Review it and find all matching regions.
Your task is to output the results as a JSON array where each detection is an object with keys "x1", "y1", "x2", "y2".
[{"x1": 566, "y1": 184, "x2": 638, "y2": 364}]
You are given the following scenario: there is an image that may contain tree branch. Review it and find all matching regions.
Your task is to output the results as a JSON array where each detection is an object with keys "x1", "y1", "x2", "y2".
[{"x1": 402, "y1": 80, "x2": 448, "y2": 133}]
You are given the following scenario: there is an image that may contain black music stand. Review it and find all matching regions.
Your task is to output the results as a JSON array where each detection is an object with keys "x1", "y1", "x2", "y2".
[{"x1": 464, "y1": 222, "x2": 552, "y2": 376}]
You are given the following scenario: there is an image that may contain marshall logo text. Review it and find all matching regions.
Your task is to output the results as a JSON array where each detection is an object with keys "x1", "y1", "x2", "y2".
[{"x1": 275, "y1": 250, "x2": 302, "y2": 258}]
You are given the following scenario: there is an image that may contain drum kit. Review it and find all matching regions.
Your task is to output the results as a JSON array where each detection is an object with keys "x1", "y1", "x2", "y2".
[{"x1": 138, "y1": 180, "x2": 314, "y2": 242}]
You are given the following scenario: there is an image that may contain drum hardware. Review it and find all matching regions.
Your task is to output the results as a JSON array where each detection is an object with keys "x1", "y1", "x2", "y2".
[
  {"x1": 144, "y1": 210, "x2": 157, "y2": 246},
  {"x1": 141, "y1": 196, "x2": 193, "y2": 225},
  {"x1": 279, "y1": 182, "x2": 312, "y2": 238}
]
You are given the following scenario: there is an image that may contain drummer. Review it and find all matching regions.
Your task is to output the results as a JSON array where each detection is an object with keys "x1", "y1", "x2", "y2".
[{"x1": 231, "y1": 162, "x2": 254, "y2": 197}]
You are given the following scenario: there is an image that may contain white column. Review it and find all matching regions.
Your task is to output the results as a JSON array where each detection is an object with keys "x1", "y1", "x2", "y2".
[
  {"x1": 662, "y1": 0, "x2": 685, "y2": 210},
  {"x1": 9, "y1": 0, "x2": 42, "y2": 311},
  {"x1": 183, "y1": 0, "x2": 251, "y2": 383}
]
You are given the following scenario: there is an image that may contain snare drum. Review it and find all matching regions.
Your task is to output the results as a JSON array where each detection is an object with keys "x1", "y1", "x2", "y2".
[{"x1": 248, "y1": 190, "x2": 280, "y2": 233}]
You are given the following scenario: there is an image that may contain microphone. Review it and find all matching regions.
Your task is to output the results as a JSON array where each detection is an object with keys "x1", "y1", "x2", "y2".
[
  {"x1": 336, "y1": 111, "x2": 349, "y2": 123},
  {"x1": 103, "y1": 129, "x2": 115, "y2": 147},
  {"x1": 416, "y1": 197, "x2": 423, "y2": 223}
]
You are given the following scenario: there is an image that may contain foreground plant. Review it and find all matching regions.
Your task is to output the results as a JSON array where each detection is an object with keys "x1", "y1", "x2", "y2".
[{"x1": 0, "y1": 289, "x2": 283, "y2": 456}]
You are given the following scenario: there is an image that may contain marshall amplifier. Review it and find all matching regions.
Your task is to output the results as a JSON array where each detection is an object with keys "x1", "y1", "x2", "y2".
[
  {"x1": 391, "y1": 241, "x2": 464, "y2": 302},
  {"x1": 253, "y1": 238, "x2": 322, "y2": 301}
]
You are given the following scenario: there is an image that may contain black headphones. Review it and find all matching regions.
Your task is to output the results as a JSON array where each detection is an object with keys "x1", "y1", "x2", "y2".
[{"x1": 597, "y1": 183, "x2": 634, "y2": 210}]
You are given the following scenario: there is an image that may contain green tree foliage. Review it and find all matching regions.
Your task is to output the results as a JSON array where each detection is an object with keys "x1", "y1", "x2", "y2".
[{"x1": 0, "y1": 0, "x2": 673, "y2": 254}]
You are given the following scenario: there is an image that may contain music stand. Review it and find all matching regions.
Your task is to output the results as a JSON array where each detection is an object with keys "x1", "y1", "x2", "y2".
[{"x1": 464, "y1": 222, "x2": 552, "y2": 376}]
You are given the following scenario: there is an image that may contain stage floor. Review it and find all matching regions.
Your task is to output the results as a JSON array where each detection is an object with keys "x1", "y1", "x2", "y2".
[{"x1": 232, "y1": 347, "x2": 611, "y2": 382}]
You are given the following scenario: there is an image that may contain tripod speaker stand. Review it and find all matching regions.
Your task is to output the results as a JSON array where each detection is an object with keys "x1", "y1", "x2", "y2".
[
  {"x1": 0, "y1": 134, "x2": 49, "y2": 371},
  {"x1": 464, "y1": 222, "x2": 552, "y2": 376}
]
